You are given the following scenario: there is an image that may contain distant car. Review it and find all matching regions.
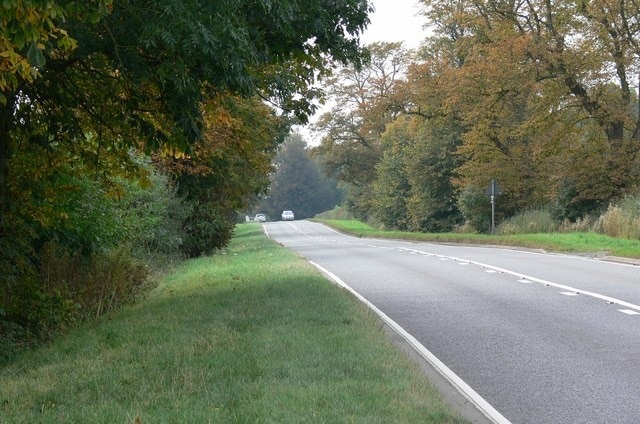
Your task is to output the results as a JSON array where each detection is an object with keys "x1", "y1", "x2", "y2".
[
  {"x1": 281, "y1": 210, "x2": 295, "y2": 221},
  {"x1": 254, "y1": 213, "x2": 266, "y2": 222}
]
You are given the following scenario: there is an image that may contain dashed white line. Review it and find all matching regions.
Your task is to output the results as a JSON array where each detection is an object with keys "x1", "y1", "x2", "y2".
[
  {"x1": 398, "y1": 247, "x2": 640, "y2": 314},
  {"x1": 619, "y1": 309, "x2": 640, "y2": 315},
  {"x1": 282, "y1": 223, "x2": 640, "y2": 315}
]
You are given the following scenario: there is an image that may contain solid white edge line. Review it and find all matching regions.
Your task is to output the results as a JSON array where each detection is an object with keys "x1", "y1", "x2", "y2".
[
  {"x1": 261, "y1": 223, "x2": 270, "y2": 238},
  {"x1": 309, "y1": 260, "x2": 512, "y2": 424}
]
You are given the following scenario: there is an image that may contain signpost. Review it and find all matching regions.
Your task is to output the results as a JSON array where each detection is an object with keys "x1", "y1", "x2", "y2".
[{"x1": 486, "y1": 179, "x2": 501, "y2": 234}]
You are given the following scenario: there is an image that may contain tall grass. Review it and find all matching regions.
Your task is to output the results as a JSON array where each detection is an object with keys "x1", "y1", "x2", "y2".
[
  {"x1": 0, "y1": 223, "x2": 466, "y2": 423},
  {"x1": 497, "y1": 209, "x2": 558, "y2": 235},
  {"x1": 595, "y1": 201, "x2": 640, "y2": 239}
]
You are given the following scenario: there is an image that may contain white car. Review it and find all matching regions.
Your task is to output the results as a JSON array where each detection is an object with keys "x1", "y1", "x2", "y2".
[
  {"x1": 281, "y1": 210, "x2": 295, "y2": 221},
  {"x1": 254, "y1": 213, "x2": 266, "y2": 222}
]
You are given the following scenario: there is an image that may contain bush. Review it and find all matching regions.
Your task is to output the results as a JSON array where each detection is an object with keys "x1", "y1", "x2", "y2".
[
  {"x1": 116, "y1": 169, "x2": 190, "y2": 256},
  {"x1": 497, "y1": 208, "x2": 558, "y2": 235},
  {"x1": 558, "y1": 216, "x2": 595, "y2": 233},
  {"x1": 457, "y1": 185, "x2": 491, "y2": 233},
  {"x1": 181, "y1": 203, "x2": 235, "y2": 257},
  {"x1": 0, "y1": 242, "x2": 152, "y2": 365},
  {"x1": 595, "y1": 202, "x2": 640, "y2": 239}
]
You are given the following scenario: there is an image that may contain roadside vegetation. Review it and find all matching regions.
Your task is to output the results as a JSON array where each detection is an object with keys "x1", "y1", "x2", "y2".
[
  {"x1": 315, "y1": 198, "x2": 640, "y2": 259},
  {"x1": 0, "y1": 223, "x2": 466, "y2": 424},
  {"x1": 313, "y1": 3, "x2": 640, "y2": 244},
  {"x1": 1, "y1": 2, "x2": 370, "y2": 365}
]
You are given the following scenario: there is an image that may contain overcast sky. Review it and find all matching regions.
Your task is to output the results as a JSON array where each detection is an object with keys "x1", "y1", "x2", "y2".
[{"x1": 361, "y1": 0, "x2": 427, "y2": 48}]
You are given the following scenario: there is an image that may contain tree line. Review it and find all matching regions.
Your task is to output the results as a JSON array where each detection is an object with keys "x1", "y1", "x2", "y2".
[
  {"x1": 315, "y1": 1, "x2": 640, "y2": 233},
  {"x1": 0, "y1": 0, "x2": 371, "y2": 361}
]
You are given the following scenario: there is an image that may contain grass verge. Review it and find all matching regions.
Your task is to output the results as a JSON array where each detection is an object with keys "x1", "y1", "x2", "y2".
[
  {"x1": 314, "y1": 219, "x2": 640, "y2": 259},
  {"x1": 0, "y1": 223, "x2": 466, "y2": 423}
]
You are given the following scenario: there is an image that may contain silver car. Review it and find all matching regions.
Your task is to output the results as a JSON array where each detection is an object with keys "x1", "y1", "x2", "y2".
[{"x1": 281, "y1": 210, "x2": 295, "y2": 221}]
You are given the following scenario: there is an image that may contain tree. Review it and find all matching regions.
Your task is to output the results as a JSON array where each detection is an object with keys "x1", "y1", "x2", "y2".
[
  {"x1": 421, "y1": 0, "x2": 640, "y2": 216},
  {"x1": 315, "y1": 42, "x2": 414, "y2": 219},
  {"x1": 0, "y1": 0, "x2": 372, "y2": 237},
  {"x1": 0, "y1": 0, "x2": 373, "y2": 350},
  {"x1": 371, "y1": 114, "x2": 463, "y2": 232},
  {"x1": 260, "y1": 133, "x2": 341, "y2": 220},
  {"x1": 154, "y1": 94, "x2": 287, "y2": 256}
]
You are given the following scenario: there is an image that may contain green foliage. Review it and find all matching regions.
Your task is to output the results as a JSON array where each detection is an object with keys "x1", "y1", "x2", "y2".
[
  {"x1": 0, "y1": 0, "x2": 373, "y2": 362},
  {"x1": 551, "y1": 179, "x2": 607, "y2": 222},
  {"x1": 1, "y1": 243, "x2": 150, "y2": 365},
  {"x1": 316, "y1": 42, "x2": 412, "y2": 219},
  {"x1": 497, "y1": 209, "x2": 558, "y2": 235},
  {"x1": 181, "y1": 203, "x2": 235, "y2": 258},
  {"x1": 0, "y1": 162, "x2": 187, "y2": 361},
  {"x1": 115, "y1": 168, "x2": 190, "y2": 255},
  {"x1": 260, "y1": 133, "x2": 342, "y2": 219},
  {"x1": 0, "y1": 1, "x2": 113, "y2": 103},
  {"x1": 372, "y1": 143, "x2": 410, "y2": 230},
  {"x1": 457, "y1": 185, "x2": 491, "y2": 233}
]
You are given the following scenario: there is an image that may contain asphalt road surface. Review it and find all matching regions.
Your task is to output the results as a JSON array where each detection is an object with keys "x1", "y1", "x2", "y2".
[{"x1": 264, "y1": 220, "x2": 640, "y2": 424}]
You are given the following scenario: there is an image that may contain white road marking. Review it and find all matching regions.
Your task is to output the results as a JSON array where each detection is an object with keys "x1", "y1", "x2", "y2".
[
  {"x1": 309, "y1": 260, "x2": 512, "y2": 424},
  {"x1": 619, "y1": 309, "x2": 640, "y2": 315},
  {"x1": 285, "y1": 223, "x2": 640, "y2": 314},
  {"x1": 560, "y1": 291, "x2": 580, "y2": 296},
  {"x1": 398, "y1": 247, "x2": 640, "y2": 314}
]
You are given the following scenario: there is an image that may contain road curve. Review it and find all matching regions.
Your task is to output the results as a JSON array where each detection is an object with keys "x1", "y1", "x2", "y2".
[{"x1": 264, "y1": 220, "x2": 640, "y2": 424}]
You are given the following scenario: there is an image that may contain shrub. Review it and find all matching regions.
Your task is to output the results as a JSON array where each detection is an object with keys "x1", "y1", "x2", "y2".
[
  {"x1": 0, "y1": 242, "x2": 152, "y2": 365},
  {"x1": 116, "y1": 169, "x2": 189, "y2": 256},
  {"x1": 181, "y1": 203, "x2": 235, "y2": 257},
  {"x1": 595, "y1": 202, "x2": 640, "y2": 239},
  {"x1": 558, "y1": 216, "x2": 595, "y2": 233},
  {"x1": 497, "y1": 208, "x2": 558, "y2": 235},
  {"x1": 457, "y1": 185, "x2": 491, "y2": 233}
]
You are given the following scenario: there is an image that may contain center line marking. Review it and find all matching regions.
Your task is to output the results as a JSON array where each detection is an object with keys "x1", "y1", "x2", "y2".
[
  {"x1": 560, "y1": 291, "x2": 579, "y2": 296},
  {"x1": 397, "y1": 247, "x2": 640, "y2": 314}
]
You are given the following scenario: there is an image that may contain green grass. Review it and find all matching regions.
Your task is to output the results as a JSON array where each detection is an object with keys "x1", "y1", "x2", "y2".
[
  {"x1": 0, "y1": 223, "x2": 466, "y2": 423},
  {"x1": 314, "y1": 219, "x2": 640, "y2": 259}
]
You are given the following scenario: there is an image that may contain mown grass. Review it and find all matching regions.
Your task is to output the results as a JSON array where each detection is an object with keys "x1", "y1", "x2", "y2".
[
  {"x1": 315, "y1": 219, "x2": 640, "y2": 259},
  {"x1": 0, "y1": 223, "x2": 466, "y2": 423}
]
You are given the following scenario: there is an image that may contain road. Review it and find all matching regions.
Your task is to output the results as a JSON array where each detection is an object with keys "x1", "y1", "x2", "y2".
[{"x1": 264, "y1": 220, "x2": 640, "y2": 424}]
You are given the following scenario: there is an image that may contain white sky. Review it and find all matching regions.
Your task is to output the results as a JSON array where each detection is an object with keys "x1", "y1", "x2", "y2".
[{"x1": 361, "y1": 0, "x2": 427, "y2": 49}]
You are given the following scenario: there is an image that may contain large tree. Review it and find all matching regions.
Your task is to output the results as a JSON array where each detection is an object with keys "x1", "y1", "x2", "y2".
[
  {"x1": 0, "y1": 0, "x2": 372, "y2": 249},
  {"x1": 260, "y1": 133, "x2": 341, "y2": 220},
  {"x1": 315, "y1": 42, "x2": 413, "y2": 219},
  {"x1": 421, "y1": 0, "x2": 640, "y2": 214},
  {"x1": 0, "y1": 0, "x2": 373, "y2": 332}
]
